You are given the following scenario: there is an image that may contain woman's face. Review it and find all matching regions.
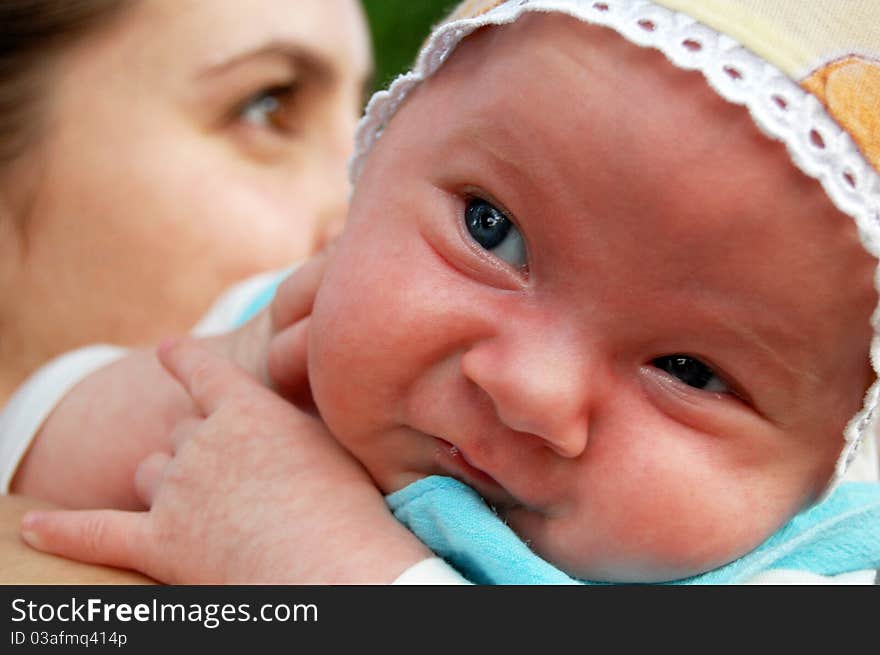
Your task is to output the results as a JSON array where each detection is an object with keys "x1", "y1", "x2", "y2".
[{"x1": 1, "y1": 0, "x2": 371, "y2": 358}]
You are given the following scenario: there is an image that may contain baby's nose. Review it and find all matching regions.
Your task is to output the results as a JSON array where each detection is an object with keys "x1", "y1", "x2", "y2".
[{"x1": 460, "y1": 335, "x2": 590, "y2": 458}]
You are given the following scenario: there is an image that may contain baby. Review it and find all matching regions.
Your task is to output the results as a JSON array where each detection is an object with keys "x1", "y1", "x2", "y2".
[{"x1": 8, "y1": 0, "x2": 880, "y2": 584}]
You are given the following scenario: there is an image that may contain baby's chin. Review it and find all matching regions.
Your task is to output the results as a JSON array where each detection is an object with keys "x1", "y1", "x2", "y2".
[
  {"x1": 506, "y1": 508, "x2": 761, "y2": 583},
  {"x1": 531, "y1": 542, "x2": 740, "y2": 584}
]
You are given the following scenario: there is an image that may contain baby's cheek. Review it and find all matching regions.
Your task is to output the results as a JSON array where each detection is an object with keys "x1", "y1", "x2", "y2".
[
  {"x1": 510, "y1": 445, "x2": 783, "y2": 582},
  {"x1": 308, "y1": 267, "x2": 416, "y2": 438},
  {"x1": 599, "y1": 497, "x2": 749, "y2": 582}
]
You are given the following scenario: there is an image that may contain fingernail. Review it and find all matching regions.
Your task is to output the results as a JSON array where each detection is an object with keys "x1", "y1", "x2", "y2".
[{"x1": 21, "y1": 512, "x2": 44, "y2": 550}]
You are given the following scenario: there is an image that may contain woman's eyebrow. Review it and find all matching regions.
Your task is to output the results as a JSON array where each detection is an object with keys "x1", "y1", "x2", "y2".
[
  {"x1": 196, "y1": 38, "x2": 374, "y2": 104},
  {"x1": 196, "y1": 40, "x2": 335, "y2": 81}
]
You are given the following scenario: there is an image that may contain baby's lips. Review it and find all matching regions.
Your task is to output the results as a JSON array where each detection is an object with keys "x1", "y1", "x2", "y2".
[{"x1": 434, "y1": 436, "x2": 519, "y2": 507}]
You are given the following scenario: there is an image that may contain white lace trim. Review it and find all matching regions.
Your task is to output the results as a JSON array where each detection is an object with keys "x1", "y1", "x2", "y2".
[{"x1": 349, "y1": 0, "x2": 880, "y2": 497}]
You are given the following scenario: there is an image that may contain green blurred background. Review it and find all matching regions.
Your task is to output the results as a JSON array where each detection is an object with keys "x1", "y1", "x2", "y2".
[{"x1": 362, "y1": 0, "x2": 457, "y2": 92}]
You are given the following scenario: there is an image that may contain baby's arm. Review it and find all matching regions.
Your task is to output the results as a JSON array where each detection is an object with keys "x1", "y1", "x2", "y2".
[
  {"x1": 9, "y1": 253, "x2": 327, "y2": 510},
  {"x1": 9, "y1": 316, "x2": 270, "y2": 510},
  {"x1": 21, "y1": 339, "x2": 435, "y2": 584},
  {"x1": 9, "y1": 345, "x2": 192, "y2": 509}
]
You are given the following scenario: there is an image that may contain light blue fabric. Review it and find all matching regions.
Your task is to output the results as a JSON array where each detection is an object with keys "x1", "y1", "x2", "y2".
[
  {"x1": 233, "y1": 276, "x2": 286, "y2": 327},
  {"x1": 386, "y1": 475, "x2": 880, "y2": 584}
]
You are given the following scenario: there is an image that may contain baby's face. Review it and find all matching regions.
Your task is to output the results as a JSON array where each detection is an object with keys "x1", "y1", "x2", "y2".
[{"x1": 308, "y1": 15, "x2": 877, "y2": 581}]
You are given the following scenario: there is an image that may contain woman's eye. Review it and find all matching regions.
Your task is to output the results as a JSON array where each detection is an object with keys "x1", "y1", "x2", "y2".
[
  {"x1": 651, "y1": 355, "x2": 729, "y2": 393},
  {"x1": 238, "y1": 84, "x2": 299, "y2": 133},
  {"x1": 464, "y1": 198, "x2": 527, "y2": 269}
]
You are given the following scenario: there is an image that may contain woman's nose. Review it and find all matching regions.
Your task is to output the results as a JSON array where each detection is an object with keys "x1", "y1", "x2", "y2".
[
  {"x1": 310, "y1": 110, "x2": 356, "y2": 253},
  {"x1": 460, "y1": 334, "x2": 591, "y2": 458}
]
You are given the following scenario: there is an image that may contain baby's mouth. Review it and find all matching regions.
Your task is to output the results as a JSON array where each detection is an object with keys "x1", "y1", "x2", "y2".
[{"x1": 433, "y1": 437, "x2": 520, "y2": 509}]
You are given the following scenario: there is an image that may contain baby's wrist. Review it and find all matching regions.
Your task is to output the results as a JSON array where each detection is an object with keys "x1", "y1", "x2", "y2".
[
  {"x1": 327, "y1": 518, "x2": 434, "y2": 584},
  {"x1": 286, "y1": 502, "x2": 432, "y2": 584}
]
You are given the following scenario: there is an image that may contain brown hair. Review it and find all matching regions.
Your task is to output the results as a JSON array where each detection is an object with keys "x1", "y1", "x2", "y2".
[{"x1": 0, "y1": 0, "x2": 135, "y2": 163}]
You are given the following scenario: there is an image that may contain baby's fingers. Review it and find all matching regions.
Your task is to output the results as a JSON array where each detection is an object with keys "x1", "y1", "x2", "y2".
[
  {"x1": 21, "y1": 509, "x2": 148, "y2": 573},
  {"x1": 270, "y1": 248, "x2": 331, "y2": 331},
  {"x1": 134, "y1": 452, "x2": 172, "y2": 507},
  {"x1": 159, "y1": 338, "x2": 264, "y2": 416},
  {"x1": 267, "y1": 317, "x2": 310, "y2": 398},
  {"x1": 169, "y1": 417, "x2": 202, "y2": 454}
]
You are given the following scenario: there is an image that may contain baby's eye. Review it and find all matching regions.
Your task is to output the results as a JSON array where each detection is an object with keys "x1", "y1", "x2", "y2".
[
  {"x1": 651, "y1": 355, "x2": 729, "y2": 393},
  {"x1": 238, "y1": 83, "x2": 300, "y2": 134},
  {"x1": 464, "y1": 198, "x2": 527, "y2": 269}
]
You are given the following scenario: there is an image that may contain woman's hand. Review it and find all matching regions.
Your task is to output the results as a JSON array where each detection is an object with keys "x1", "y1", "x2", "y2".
[{"x1": 20, "y1": 338, "x2": 431, "y2": 584}]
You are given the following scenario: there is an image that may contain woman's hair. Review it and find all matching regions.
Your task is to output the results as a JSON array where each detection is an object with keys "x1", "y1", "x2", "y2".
[{"x1": 0, "y1": 0, "x2": 134, "y2": 163}]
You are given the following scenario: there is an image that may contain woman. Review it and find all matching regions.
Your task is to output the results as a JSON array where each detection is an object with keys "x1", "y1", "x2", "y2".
[
  {"x1": 0, "y1": 0, "x2": 371, "y2": 403},
  {"x1": 0, "y1": 0, "x2": 372, "y2": 582}
]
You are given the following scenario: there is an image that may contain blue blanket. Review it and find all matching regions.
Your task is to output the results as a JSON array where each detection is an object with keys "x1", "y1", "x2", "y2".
[{"x1": 386, "y1": 475, "x2": 880, "y2": 584}]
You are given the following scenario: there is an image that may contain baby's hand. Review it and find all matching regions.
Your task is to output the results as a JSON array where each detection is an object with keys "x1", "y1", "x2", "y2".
[
  {"x1": 19, "y1": 339, "x2": 430, "y2": 584},
  {"x1": 9, "y1": 251, "x2": 332, "y2": 511},
  {"x1": 206, "y1": 247, "x2": 331, "y2": 394},
  {"x1": 263, "y1": 245, "x2": 332, "y2": 402}
]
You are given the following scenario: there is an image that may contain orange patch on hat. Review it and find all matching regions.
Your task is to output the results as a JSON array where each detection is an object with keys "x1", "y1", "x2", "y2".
[{"x1": 802, "y1": 56, "x2": 880, "y2": 172}]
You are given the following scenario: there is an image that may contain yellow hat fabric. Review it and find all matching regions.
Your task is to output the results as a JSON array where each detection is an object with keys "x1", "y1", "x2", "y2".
[
  {"x1": 657, "y1": 0, "x2": 880, "y2": 172},
  {"x1": 431, "y1": 0, "x2": 880, "y2": 172}
]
